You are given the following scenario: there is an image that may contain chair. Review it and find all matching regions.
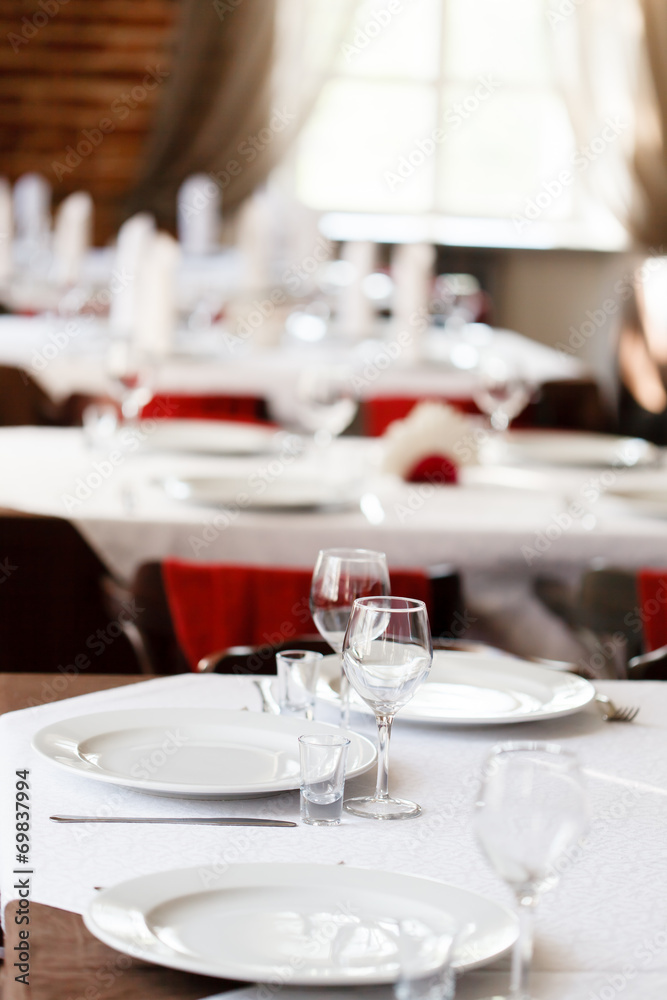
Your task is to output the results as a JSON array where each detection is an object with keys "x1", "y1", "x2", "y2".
[
  {"x1": 0, "y1": 365, "x2": 59, "y2": 426},
  {"x1": 104, "y1": 560, "x2": 465, "y2": 675},
  {"x1": 0, "y1": 513, "x2": 138, "y2": 673},
  {"x1": 141, "y1": 393, "x2": 272, "y2": 424},
  {"x1": 534, "y1": 565, "x2": 667, "y2": 678}
]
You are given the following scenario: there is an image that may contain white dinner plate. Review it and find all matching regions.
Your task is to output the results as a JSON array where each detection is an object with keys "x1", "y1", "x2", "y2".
[
  {"x1": 487, "y1": 430, "x2": 658, "y2": 468},
  {"x1": 84, "y1": 863, "x2": 518, "y2": 985},
  {"x1": 605, "y1": 481, "x2": 667, "y2": 519},
  {"x1": 163, "y1": 472, "x2": 360, "y2": 511},
  {"x1": 316, "y1": 650, "x2": 595, "y2": 725},
  {"x1": 32, "y1": 709, "x2": 376, "y2": 798},
  {"x1": 146, "y1": 420, "x2": 280, "y2": 455}
]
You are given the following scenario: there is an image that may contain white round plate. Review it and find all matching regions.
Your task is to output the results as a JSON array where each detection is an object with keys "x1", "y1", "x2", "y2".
[
  {"x1": 146, "y1": 420, "x2": 279, "y2": 455},
  {"x1": 163, "y1": 472, "x2": 360, "y2": 511},
  {"x1": 488, "y1": 431, "x2": 657, "y2": 468},
  {"x1": 84, "y1": 863, "x2": 518, "y2": 985},
  {"x1": 605, "y1": 482, "x2": 667, "y2": 519},
  {"x1": 317, "y1": 650, "x2": 595, "y2": 725},
  {"x1": 32, "y1": 709, "x2": 376, "y2": 798}
]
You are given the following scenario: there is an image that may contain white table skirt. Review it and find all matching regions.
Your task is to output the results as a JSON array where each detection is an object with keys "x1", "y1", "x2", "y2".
[
  {"x1": 1, "y1": 426, "x2": 667, "y2": 584},
  {"x1": 0, "y1": 675, "x2": 666, "y2": 1000},
  {"x1": 0, "y1": 314, "x2": 584, "y2": 410}
]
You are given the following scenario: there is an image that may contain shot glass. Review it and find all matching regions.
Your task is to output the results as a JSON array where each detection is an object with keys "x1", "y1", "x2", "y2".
[
  {"x1": 393, "y1": 918, "x2": 461, "y2": 1000},
  {"x1": 298, "y1": 733, "x2": 350, "y2": 826},
  {"x1": 276, "y1": 650, "x2": 323, "y2": 720}
]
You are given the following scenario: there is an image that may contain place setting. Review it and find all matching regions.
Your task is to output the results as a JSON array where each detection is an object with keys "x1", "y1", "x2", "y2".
[{"x1": 7, "y1": 545, "x2": 611, "y2": 999}]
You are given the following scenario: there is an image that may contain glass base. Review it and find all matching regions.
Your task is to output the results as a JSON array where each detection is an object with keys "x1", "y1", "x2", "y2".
[{"x1": 344, "y1": 795, "x2": 422, "y2": 820}]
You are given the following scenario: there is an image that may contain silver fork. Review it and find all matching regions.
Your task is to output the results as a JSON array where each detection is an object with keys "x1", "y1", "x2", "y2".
[{"x1": 595, "y1": 693, "x2": 640, "y2": 723}]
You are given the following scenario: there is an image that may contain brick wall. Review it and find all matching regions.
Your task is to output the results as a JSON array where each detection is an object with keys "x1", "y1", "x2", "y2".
[{"x1": 0, "y1": 0, "x2": 177, "y2": 243}]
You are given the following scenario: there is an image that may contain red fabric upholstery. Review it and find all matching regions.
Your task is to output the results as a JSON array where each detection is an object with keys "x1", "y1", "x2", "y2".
[
  {"x1": 162, "y1": 559, "x2": 432, "y2": 669},
  {"x1": 362, "y1": 396, "x2": 480, "y2": 437},
  {"x1": 638, "y1": 569, "x2": 667, "y2": 651},
  {"x1": 142, "y1": 393, "x2": 271, "y2": 424}
]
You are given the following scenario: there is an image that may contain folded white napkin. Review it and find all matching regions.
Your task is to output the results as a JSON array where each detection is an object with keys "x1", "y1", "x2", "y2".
[
  {"x1": 177, "y1": 173, "x2": 221, "y2": 255},
  {"x1": 392, "y1": 243, "x2": 435, "y2": 359},
  {"x1": 337, "y1": 240, "x2": 376, "y2": 339},
  {"x1": 109, "y1": 212, "x2": 156, "y2": 337},
  {"x1": 13, "y1": 172, "x2": 51, "y2": 247},
  {"x1": 237, "y1": 190, "x2": 274, "y2": 291},
  {"x1": 382, "y1": 400, "x2": 480, "y2": 477},
  {"x1": 135, "y1": 231, "x2": 181, "y2": 356},
  {"x1": 50, "y1": 191, "x2": 93, "y2": 286},
  {"x1": 0, "y1": 177, "x2": 12, "y2": 284}
]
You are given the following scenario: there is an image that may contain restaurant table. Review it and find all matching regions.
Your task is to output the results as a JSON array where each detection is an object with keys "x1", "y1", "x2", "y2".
[
  {"x1": 1, "y1": 424, "x2": 667, "y2": 661},
  {"x1": 1, "y1": 670, "x2": 667, "y2": 999},
  {"x1": 0, "y1": 314, "x2": 583, "y2": 416}
]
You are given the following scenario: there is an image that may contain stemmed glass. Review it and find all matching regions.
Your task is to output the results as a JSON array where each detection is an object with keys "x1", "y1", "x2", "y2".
[
  {"x1": 310, "y1": 548, "x2": 390, "y2": 727},
  {"x1": 295, "y1": 366, "x2": 358, "y2": 445},
  {"x1": 473, "y1": 742, "x2": 589, "y2": 999},
  {"x1": 472, "y1": 356, "x2": 532, "y2": 432},
  {"x1": 106, "y1": 339, "x2": 156, "y2": 425},
  {"x1": 342, "y1": 596, "x2": 433, "y2": 819}
]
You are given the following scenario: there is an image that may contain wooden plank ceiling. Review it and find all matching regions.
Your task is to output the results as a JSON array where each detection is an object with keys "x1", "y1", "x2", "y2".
[{"x1": 0, "y1": 0, "x2": 178, "y2": 243}]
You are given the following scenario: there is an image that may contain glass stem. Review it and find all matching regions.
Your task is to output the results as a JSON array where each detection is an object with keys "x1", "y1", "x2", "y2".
[
  {"x1": 339, "y1": 670, "x2": 350, "y2": 729},
  {"x1": 374, "y1": 714, "x2": 393, "y2": 801},
  {"x1": 510, "y1": 891, "x2": 537, "y2": 1000}
]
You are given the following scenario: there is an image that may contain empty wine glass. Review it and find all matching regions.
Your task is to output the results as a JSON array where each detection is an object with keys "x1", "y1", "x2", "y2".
[
  {"x1": 473, "y1": 742, "x2": 588, "y2": 999},
  {"x1": 343, "y1": 596, "x2": 433, "y2": 819},
  {"x1": 472, "y1": 356, "x2": 532, "y2": 432},
  {"x1": 310, "y1": 548, "x2": 390, "y2": 726},
  {"x1": 295, "y1": 365, "x2": 358, "y2": 444},
  {"x1": 106, "y1": 339, "x2": 156, "y2": 424}
]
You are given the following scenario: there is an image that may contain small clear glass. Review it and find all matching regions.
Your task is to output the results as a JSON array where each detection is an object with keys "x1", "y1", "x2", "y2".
[
  {"x1": 82, "y1": 402, "x2": 118, "y2": 452},
  {"x1": 298, "y1": 733, "x2": 350, "y2": 826},
  {"x1": 276, "y1": 650, "x2": 323, "y2": 720}
]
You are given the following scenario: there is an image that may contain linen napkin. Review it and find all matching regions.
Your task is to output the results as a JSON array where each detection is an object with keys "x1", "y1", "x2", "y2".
[
  {"x1": 162, "y1": 560, "x2": 432, "y2": 669},
  {"x1": 381, "y1": 400, "x2": 480, "y2": 482},
  {"x1": 108, "y1": 212, "x2": 156, "y2": 337},
  {"x1": 391, "y1": 242, "x2": 435, "y2": 357},
  {"x1": 50, "y1": 190, "x2": 93, "y2": 286},
  {"x1": 337, "y1": 240, "x2": 376, "y2": 339},
  {"x1": 13, "y1": 171, "x2": 50, "y2": 249},
  {"x1": 177, "y1": 173, "x2": 221, "y2": 255},
  {"x1": 135, "y1": 230, "x2": 181, "y2": 356},
  {"x1": 0, "y1": 177, "x2": 12, "y2": 284}
]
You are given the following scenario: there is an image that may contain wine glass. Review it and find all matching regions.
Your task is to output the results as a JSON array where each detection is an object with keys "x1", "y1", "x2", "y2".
[
  {"x1": 310, "y1": 548, "x2": 390, "y2": 726},
  {"x1": 472, "y1": 355, "x2": 532, "y2": 432},
  {"x1": 105, "y1": 339, "x2": 156, "y2": 424},
  {"x1": 295, "y1": 365, "x2": 358, "y2": 445},
  {"x1": 342, "y1": 596, "x2": 433, "y2": 819},
  {"x1": 473, "y1": 742, "x2": 589, "y2": 999}
]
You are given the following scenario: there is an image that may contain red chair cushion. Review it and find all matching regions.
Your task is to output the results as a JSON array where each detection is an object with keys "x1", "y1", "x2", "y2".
[
  {"x1": 362, "y1": 396, "x2": 480, "y2": 437},
  {"x1": 162, "y1": 559, "x2": 432, "y2": 669},
  {"x1": 638, "y1": 569, "x2": 667, "y2": 651},
  {"x1": 142, "y1": 393, "x2": 271, "y2": 424}
]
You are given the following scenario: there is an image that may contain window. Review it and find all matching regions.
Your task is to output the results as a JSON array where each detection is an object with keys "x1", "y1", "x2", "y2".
[{"x1": 291, "y1": 0, "x2": 629, "y2": 249}]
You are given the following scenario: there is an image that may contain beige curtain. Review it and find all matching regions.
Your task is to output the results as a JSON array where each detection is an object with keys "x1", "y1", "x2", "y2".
[
  {"x1": 124, "y1": 0, "x2": 358, "y2": 230},
  {"x1": 630, "y1": 0, "x2": 667, "y2": 246}
]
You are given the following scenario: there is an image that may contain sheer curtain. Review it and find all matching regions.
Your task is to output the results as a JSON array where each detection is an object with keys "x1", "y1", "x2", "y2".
[
  {"x1": 124, "y1": 0, "x2": 358, "y2": 229},
  {"x1": 631, "y1": 0, "x2": 667, "y2": 247}
]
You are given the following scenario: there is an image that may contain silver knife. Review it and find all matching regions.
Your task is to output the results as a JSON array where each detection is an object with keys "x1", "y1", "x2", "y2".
[{"x1": 50, "y1": 815, "x2": 297, "y2": 827}]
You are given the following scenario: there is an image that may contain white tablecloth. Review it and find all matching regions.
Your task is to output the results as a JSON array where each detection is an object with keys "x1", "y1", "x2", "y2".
[
  {"x1": 1, "y1": 427, "x2": 667, "y2": 584},
  {"x1": 1, "y1": 674, "x2": 666, "y2": 999},
  {"x1": 0, "y1": 315, "x2": 584, "y2": 414}
]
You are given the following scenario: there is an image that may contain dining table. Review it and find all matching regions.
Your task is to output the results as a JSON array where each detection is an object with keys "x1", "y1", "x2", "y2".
[
  {"x1": 0, "y1": 668, "x2": 666, "y2": 1000},
  {"x1": 2, "y1": 421, "x2": 667, "y2": 662}
]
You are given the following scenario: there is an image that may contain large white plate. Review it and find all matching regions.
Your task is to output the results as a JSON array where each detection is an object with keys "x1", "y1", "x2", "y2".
[
  {"x1": 163, "y1": 472, "x2": 360, "y2": 511},
  {"x1": 32, "y1": 709, "x2": 376, "y2": 799},
  {"x1": 84, "y1": 863, "x2": 518, "y2": 985},
  {"x1": 487, "y1": 430, "x2": 658, "y2": 468},
  {"x1": 317, "y1": 650, "x2": 595, "y2": 725},
  {"x1": 605, "y1": 481, "x2": 667, "y2": 519},
  {"x1": 146, "y1": 420, "x2": 280, "y2": 455}
]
